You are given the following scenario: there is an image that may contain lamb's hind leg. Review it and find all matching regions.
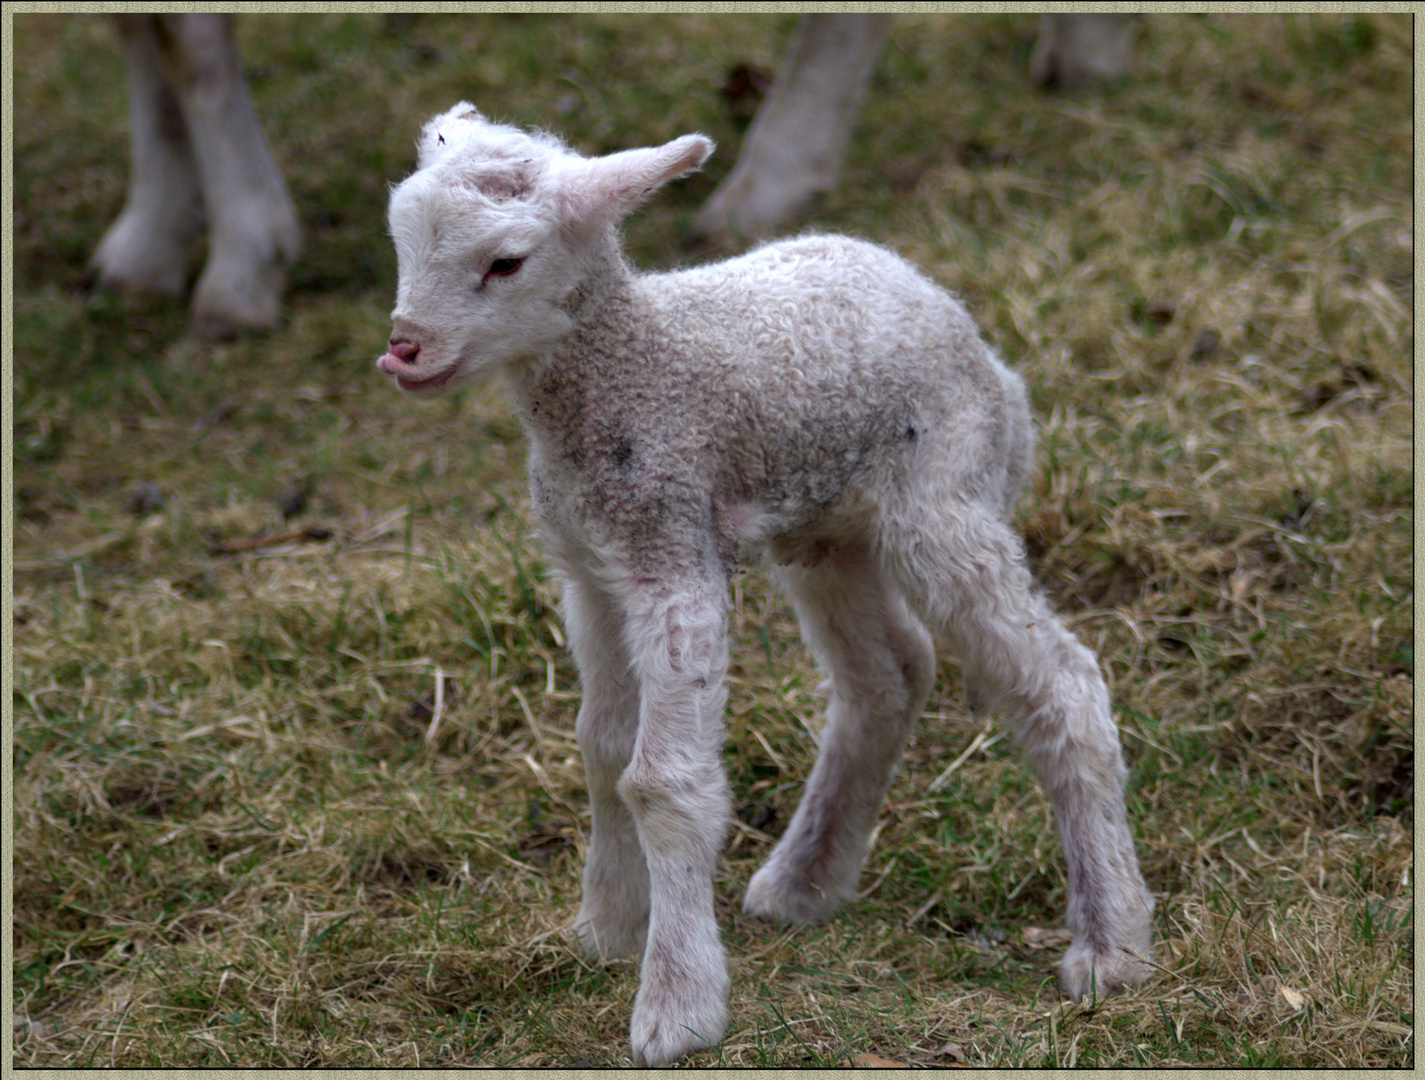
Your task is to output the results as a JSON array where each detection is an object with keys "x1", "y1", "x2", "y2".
[
  {"x1": 565, "y1": 573, "x2": 651, "y2": 963},
  {"x1": 884, "y1": 507, "x2": 1154, "y2": 998},
  {"x1": 746, "y1": 542, "x2": 936, "y2": 923}
]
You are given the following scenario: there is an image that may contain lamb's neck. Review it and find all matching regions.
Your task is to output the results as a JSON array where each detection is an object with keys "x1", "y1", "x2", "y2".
[
  {"x1": 561, "y1": 233, "x2": 640, "y2": 328},
  {"x1": 501, "y1": 234, "x2": 642, "y2": 439}
]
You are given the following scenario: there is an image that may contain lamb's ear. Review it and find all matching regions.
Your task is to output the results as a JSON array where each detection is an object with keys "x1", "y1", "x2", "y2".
[
  {"x1": 416, "y1": 102, "x2": 486, "y2": 168},
  {"x1": 555, "y1": 134, "x2": 714, "y2": 227}
]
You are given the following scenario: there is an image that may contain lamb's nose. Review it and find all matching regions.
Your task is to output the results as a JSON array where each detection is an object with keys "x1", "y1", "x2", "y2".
[{"x1": 386, "y1": 339, "x2": 420, "y2": 364}]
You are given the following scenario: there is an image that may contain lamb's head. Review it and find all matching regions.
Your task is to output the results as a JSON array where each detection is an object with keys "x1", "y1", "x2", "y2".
[{"x1": 377, "y1": 103, "x2": 713, "y2": 395}]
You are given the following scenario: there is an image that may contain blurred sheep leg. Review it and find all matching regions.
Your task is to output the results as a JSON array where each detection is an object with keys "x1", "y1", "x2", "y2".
[
  {"x1": 692, "y1": 14, "x2": 1139, "y2": 241},
  {"x1": 90, "y1": 14, "x2": 208, "y2": 299},
  {"x1": 690, "y1": 14, "x2": 893, "y2": 241},
  {"x1": 91, "y1": 15, "x2": 301, "y2": 338},
  {"x1": 1030, "y1": 13, "x2": 1139, "y2": 90}
]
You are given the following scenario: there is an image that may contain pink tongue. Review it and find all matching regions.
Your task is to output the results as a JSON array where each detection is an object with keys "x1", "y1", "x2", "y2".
[{"x1": 378, "y1": 339, "x2": 421, "y2": 374}]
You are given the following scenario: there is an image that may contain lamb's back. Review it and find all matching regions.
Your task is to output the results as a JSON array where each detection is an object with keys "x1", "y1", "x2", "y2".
[
  {"x1": 650, "y1": 236, "x2": 974, "y2": 380},
  {"x1": 633, "y1": 235, "x2": 1024, "y2": 524}
]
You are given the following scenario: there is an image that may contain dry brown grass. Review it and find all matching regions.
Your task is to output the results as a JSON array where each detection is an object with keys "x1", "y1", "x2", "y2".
[{"x1": 11, "y1": 12, "x2": 1412, "y2": 1067}]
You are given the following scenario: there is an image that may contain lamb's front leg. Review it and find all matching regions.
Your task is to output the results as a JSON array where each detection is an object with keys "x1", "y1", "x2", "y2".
[
  {"x1": 565, "y1": 575, "x2": 649, "y2": 962},
  {"x1": 617, "y1": 577, "x2": 733, "y2": 1067}
]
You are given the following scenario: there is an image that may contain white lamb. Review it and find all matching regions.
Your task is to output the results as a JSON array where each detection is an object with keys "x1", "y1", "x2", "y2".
[{"x1": 376, "y1": 102, "x2": 1154, "y2": 1067}]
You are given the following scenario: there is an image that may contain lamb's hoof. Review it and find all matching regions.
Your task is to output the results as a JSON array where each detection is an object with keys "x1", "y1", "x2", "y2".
[
  {"x1": 629, "y1": 953, "x2": 730, "y2": 1066},
  {"x1": 744, "y1": 862, "x2": 846, "y2": 924},
  {"x1": 1058, "y1": 938, "x2": 1153, "y2": 1001}
]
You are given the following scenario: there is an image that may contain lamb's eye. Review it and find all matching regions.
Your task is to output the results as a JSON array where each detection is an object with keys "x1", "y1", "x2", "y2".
[{"x1": 487, "y1": 257, "x2": 524, "y2": 278}]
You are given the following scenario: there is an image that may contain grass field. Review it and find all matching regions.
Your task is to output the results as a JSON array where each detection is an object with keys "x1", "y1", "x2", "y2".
[{"x1": 10, "y1": 12, "x2": 1413, "y2": 1067}]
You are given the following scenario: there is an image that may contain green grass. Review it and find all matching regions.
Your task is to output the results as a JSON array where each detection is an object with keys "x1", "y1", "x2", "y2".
[{"x1": 12, "y1": 12, "x2": 1412, "y2": 1068}]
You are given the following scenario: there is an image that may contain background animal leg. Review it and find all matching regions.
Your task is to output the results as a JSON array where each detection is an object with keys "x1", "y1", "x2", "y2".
[
  {"x1": 1031, "y1": 13, "x2": 1140, "y2": 89},
  {"x1": 88, "y1": 15, "x2": 206, "y2": 299},
  {"x1": 691, "y1": 13, "x2": 892, "y2": 240},
  {"x1": 159, "y1": 14, "x2": 302, "y2": 337}
]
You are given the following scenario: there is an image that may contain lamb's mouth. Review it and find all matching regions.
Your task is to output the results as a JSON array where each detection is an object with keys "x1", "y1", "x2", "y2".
[{"x1": 391, "y1": 364, "x2": 458, "y2": 394}]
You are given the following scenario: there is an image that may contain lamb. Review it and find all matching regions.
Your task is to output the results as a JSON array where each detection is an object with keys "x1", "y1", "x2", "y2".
[{"x1": 376, "y1": 102, "x2": 1155, "y2": 1066}]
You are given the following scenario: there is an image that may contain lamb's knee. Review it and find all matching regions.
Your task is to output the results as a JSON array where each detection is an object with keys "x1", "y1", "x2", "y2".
[
  {"x1": 857, "y1": 629, "x2": 934, "y2": 741},
  {"x1": 617, "y1": 759, "x2": 730, "y2": 861},
  {"x1": 576, "y1": 697, "x2": 637, "y2": 774},
  {"x1": 895, "y1": 627, "x2": 937, "y2": 713},
  {"x1": 618, "y1": 759, "x2": 729, "y2": 824}
]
